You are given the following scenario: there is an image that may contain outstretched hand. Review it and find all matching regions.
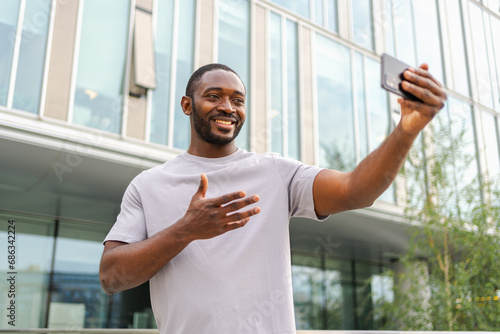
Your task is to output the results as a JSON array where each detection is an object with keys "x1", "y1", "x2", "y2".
[
  {"x1": 398, "y1": 63, "x2": 447, "y2": 137},
  {"x1": 179, "y1": 173, "x2": 260, "y2": 240}
]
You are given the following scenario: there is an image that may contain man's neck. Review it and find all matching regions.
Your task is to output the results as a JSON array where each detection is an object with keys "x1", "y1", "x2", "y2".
[{"x1": 186, "y1": 142, "x2": 238, "y2": 158}]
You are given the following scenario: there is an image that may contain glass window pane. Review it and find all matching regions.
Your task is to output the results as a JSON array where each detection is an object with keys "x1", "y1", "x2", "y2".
[
  {"x1": 218, "y1": 0, "x2": 250, "y2": 150},
  {"x1": 469, "y1": 3, "x2": 494, "y2": 109},
  {"x1": 482, "y1": 111, "x2": 500, "y2": 178},
  {"x1": 492, "y1": 16, "x2": 500, "y2": 110},
  {"x1": 446, "y1": 0, "x2": 470, "y2": 96},
  {"x1": 12, "y1": 0, "x2": 52, "y2": 114},
  {"x1": 270, "y1": 13, "x2": 283, "y2": 154},
  {"x1": 412, "y1": 0, "x2": 443, "y2": 83},
  {"x1": 393, "y1": 0, "x2": 415, "y2": 65},
  {"x1": 355, "y1": 52, "x2": 368, "y2": 160},
  {"x1": 327, "y1": 0, "x2": 338, "y2": 32},
  {"x1": 351, "y1": 0, "x2": 374, "y2": 50},
  {"x1": 50, "y1": 222, "x2": 119, "y2": 328},
  {"x1": 313, "y1": 0, "x2": 323, "y2": 26},
  {"x1": 0, "y1": 214, "x2": 54, "y2": 328},
  {"x1": 73, "y1": 0, "x2": 130, "y2": 133},
  {"x1": 172, "y1": 0, "x2": 195, "y2": 150},
  {"x1": 383, "y1": 0, "x2": 395, "y2": 56},
  {"x1": 287, "y1": 19, "x2": 300, "y2": 160},
  {"x1": 271, "y1": 0, "x2": 310, "y2": 19},
  {"x1": 0, "y1": 1, "x2": 20, "y2": 106},
  {"x1": 316, "y1": 34, "x2": 355, "y2": 171},
  {"x1": 150, "y1": 0, "x2": 174, "y2": 145}
]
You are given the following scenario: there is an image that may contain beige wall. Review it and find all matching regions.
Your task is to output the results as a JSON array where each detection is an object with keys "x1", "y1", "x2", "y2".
[{"x1": 44, "y1": 0, "x2": 79, "y2": 121}]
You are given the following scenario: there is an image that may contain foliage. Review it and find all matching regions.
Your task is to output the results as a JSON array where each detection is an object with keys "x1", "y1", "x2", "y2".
[{"x1": 374, "y1": 111, "x2": 500, "y2": 331}]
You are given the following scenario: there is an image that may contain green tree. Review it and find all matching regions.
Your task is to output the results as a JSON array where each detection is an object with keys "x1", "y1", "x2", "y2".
[{"x1": 375, "y1": 108, "x2": 500, "y2": 330}]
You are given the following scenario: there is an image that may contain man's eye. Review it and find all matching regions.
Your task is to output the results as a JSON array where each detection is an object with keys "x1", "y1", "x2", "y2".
[
  {"x1": 234, "y1": 99, "x2": 244, "y2": 104},
  {"x1": 208, "y1": 94, "x2": 219, "y2": 99}
]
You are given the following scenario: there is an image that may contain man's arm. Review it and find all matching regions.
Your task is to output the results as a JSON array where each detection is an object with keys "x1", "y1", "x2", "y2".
[
  {"x1": 99, "y1": 173, "x2": 260, "y2": 294},
  {"x1": 313, "y1": 64, "x2": 447, "y2": 216}
]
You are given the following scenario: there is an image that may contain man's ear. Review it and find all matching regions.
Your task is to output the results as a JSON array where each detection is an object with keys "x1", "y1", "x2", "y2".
[{"x1": 181, "y1": 96, "x2": 192, "y2": 116}]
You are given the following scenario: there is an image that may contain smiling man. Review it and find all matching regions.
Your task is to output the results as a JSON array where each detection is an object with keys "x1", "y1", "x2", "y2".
[{"x1": 99, "y1": 63, "x2": 446, "y2": 333}]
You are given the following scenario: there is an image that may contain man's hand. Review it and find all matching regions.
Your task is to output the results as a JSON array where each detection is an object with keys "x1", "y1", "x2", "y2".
[
  {"x1": 398, "y1": 63, "x2": 447, "y2": 137},
  {"x1": 177, "y1": 173, "x2": 261, "y2": 240}
]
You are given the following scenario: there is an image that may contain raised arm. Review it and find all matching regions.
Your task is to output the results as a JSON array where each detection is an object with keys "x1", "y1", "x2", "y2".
[
  {"x1": 313, "y1": 64, "x2": 447, "y2": 216},
  {"x1": 99, "y1": 173, "x2": 260, "y2": 294}
]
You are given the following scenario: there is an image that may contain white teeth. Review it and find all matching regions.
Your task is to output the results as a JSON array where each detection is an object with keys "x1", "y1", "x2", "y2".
[{"x1": 215, "y1": 120, "x2": 232, "y2": 125}]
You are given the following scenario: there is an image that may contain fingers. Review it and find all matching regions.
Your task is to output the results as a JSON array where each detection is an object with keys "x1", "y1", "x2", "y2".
[
  {"x1": 195, "y1": 173, "x2": 209, "y2": 199},
  {"x1": 401, "y1": 66, "x2": 447, "y2": 109}
]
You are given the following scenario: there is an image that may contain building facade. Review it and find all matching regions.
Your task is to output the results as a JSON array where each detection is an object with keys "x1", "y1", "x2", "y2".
[{"x1": 0, "y1": 0, "x2": 499, "y2": 330}]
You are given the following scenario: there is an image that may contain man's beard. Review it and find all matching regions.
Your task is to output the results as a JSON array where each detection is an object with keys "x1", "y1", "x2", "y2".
[{"x1": 191, "y1": 102, "x2": 243, "y2": 145}]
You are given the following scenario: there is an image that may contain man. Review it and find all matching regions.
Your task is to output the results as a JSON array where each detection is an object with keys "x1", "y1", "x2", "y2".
[{"x1": 99, "y1": 63, "x2": 446, "y2": 333}]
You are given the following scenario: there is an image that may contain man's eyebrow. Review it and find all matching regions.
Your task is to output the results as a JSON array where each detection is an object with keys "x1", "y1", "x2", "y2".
[{"x1": 203, "y1": 87, "x2": 245, "y2": 96}]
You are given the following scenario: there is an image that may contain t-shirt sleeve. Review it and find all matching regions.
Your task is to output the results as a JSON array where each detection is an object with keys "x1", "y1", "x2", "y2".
[
  {"x1": 103, "y1": 173, "x2": 148, "y2": 244},
  {"x1": 272, "y1": 155, "x2": 329, "y2": 221}
]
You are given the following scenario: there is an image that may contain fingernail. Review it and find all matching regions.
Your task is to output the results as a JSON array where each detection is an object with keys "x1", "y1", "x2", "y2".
[
  {"x1": 254, "y1": 207, "x2": 261, "y2": 214},
  {"x1": 253, "y1": 195, "x2": 260, "y2": 202}
]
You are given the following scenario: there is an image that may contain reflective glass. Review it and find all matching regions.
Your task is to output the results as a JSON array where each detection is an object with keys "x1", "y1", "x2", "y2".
[
  {"x1": 150, "y1": 0, "x2": 175, "y2": 145},
  {"x1": 351, "y1": 0, "x2": 374, "y2": 50},
  {"x1": 446, "y1": 0, "x2": 470, "y2": 96},
  {"x1": 316, "y1": 34, "x2": 355, "y2": 171},
  {"x1": 449, "y1": 98, "x2": 478, "y2": 199},
  {"x1": 270, "y1": 12, "x2": 283, "y2": 155},
  {"x1": 0, "y1": 214, "x2": 54, "y2": 328},
  {"x1": 287, "y1": 19, "x2": 300, "y2": 160},
  {"x1": 383, "y1": 0, "x2": 395, "y2": 56},
  {"x1": 271, "y1": 0, "x2": 310, "y2": 19},
  {"x1": 487, "y1": 15, "x2": 500, "y2": 111},
  {"x1": 313, "y1": 0, "x2": 324, "y2": 26},
  {"x1": 354, "y1": 52, "x2": 369, "y2": 160},
  {"x1": 412, "y1": 0, "x2": 443, "y2": 83},
  {"x1": 12, "y1": 0, "x2": 51, "y2": 114},
  {"x1": 366, "y1": 57, "x2": 394, "y2": 202},
  {"x1": 0, "y1": 1, "x2": 20, "y2": 106},
  {"x1": 49, "y1": 221, "x2": 131, "y2": 328},
  {"x1": 218, "y1": 0, "x2": 250, "y2": 150},
  {"x1": 327, "y1": 0, "x2": 338, "y2": 32},
  {"x1": 469, "y1": 4, "x2": 494, "y2": 109},
  {"x1": 172, "y1": 0, "x2": 195, "y2": 149},
  {"x1": 73, "y1": 0, "x2": 130, "y2": 133},
  {"x1": 393, "y1": 0, "x2": 415, "y2": 65},
  {"x1": 481, "y1": 111, "x2": 500, "y2": 179}
]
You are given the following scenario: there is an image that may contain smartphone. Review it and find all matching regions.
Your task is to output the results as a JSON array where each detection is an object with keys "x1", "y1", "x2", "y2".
[{"x1": 380, "y1": 53, "x2": 421, "y2": 102}]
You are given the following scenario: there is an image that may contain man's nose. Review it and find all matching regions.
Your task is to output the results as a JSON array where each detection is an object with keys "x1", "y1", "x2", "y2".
[{"x1": 218, "y1": 97, "x2": 235, "y2": 113}]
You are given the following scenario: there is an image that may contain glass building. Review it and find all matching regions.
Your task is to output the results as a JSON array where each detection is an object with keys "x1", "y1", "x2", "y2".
[{"x1": 0, "y1": 0, "x2": 499, "y2": 330}]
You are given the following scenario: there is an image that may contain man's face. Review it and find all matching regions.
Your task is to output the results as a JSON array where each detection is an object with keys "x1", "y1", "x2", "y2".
[{"x1": 189, "y1": 70, "x2": 246, "y2": 145}]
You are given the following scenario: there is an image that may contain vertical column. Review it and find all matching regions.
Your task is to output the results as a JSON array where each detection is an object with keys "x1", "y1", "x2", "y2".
[
  {"x1": 298, "y1": 25, "x2": 315, "y2": 165},
  {"x1": 251, "y1": 4, "x2": 268, "y2": 153},
  {"x1": 196, "y1": 0, "x2": 215, "y2": 67},
  {"x1": 44, "y1": 0, "x2": 79, "y2": 121}
]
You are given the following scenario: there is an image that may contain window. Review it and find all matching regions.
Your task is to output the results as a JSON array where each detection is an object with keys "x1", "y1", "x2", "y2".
[
  {"x1": 269, "y1": 14, "x2": 301, "y2": 159},
  {"x1": 0, "y1": 1, "x2": 21, "y2": 107},
  {"x1": 412, "y1": 0, "x2": 443, "y2": 83},
  {"x1": 392, "y1": 0, "x2": 416, "y2": 65},
  {"x1": 172, "y1": 0, "x2": 196, "y2": 150},
  {"x1": 150, "y1": 0, "x2": 175, "y2": 145},
  {"x1": 271, "y1": 0, "x2": 310, "y2": 19},
  {"x1": 469, "y1": 3, "x2": 495, "y2": 109},
  {"x1": 72, "y1": 0, "x2": 131, "y2": 133},
  {"x1": 351, "y1": 0, "x2": 374, "y2": 50},
  {"x1": 132, "y1": 2, "x2": 156, "y2": 91},
  {"x1": 445, "y1": 0, "x2": 470, "y2": 97},
  {"x1": 0, "y1": 0, "x2": 52, "y2": 114},
  {"x1": 218, "y1": 0, "x2": 250, "y2": 150},
  {"x1": 481, "y1": 111, "x2": 500, "y2": 179},
  {"x1": 149, "y1": 0, "x2": 196, "y2": 149},
  {"x1": 316, "y1": 34, "x2": 355, "y2": 171}
]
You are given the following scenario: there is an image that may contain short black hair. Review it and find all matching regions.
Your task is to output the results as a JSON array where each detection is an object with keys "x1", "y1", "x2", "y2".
[{"x1": 185, "y1": 63, "x2": 245, "y2": 98}]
